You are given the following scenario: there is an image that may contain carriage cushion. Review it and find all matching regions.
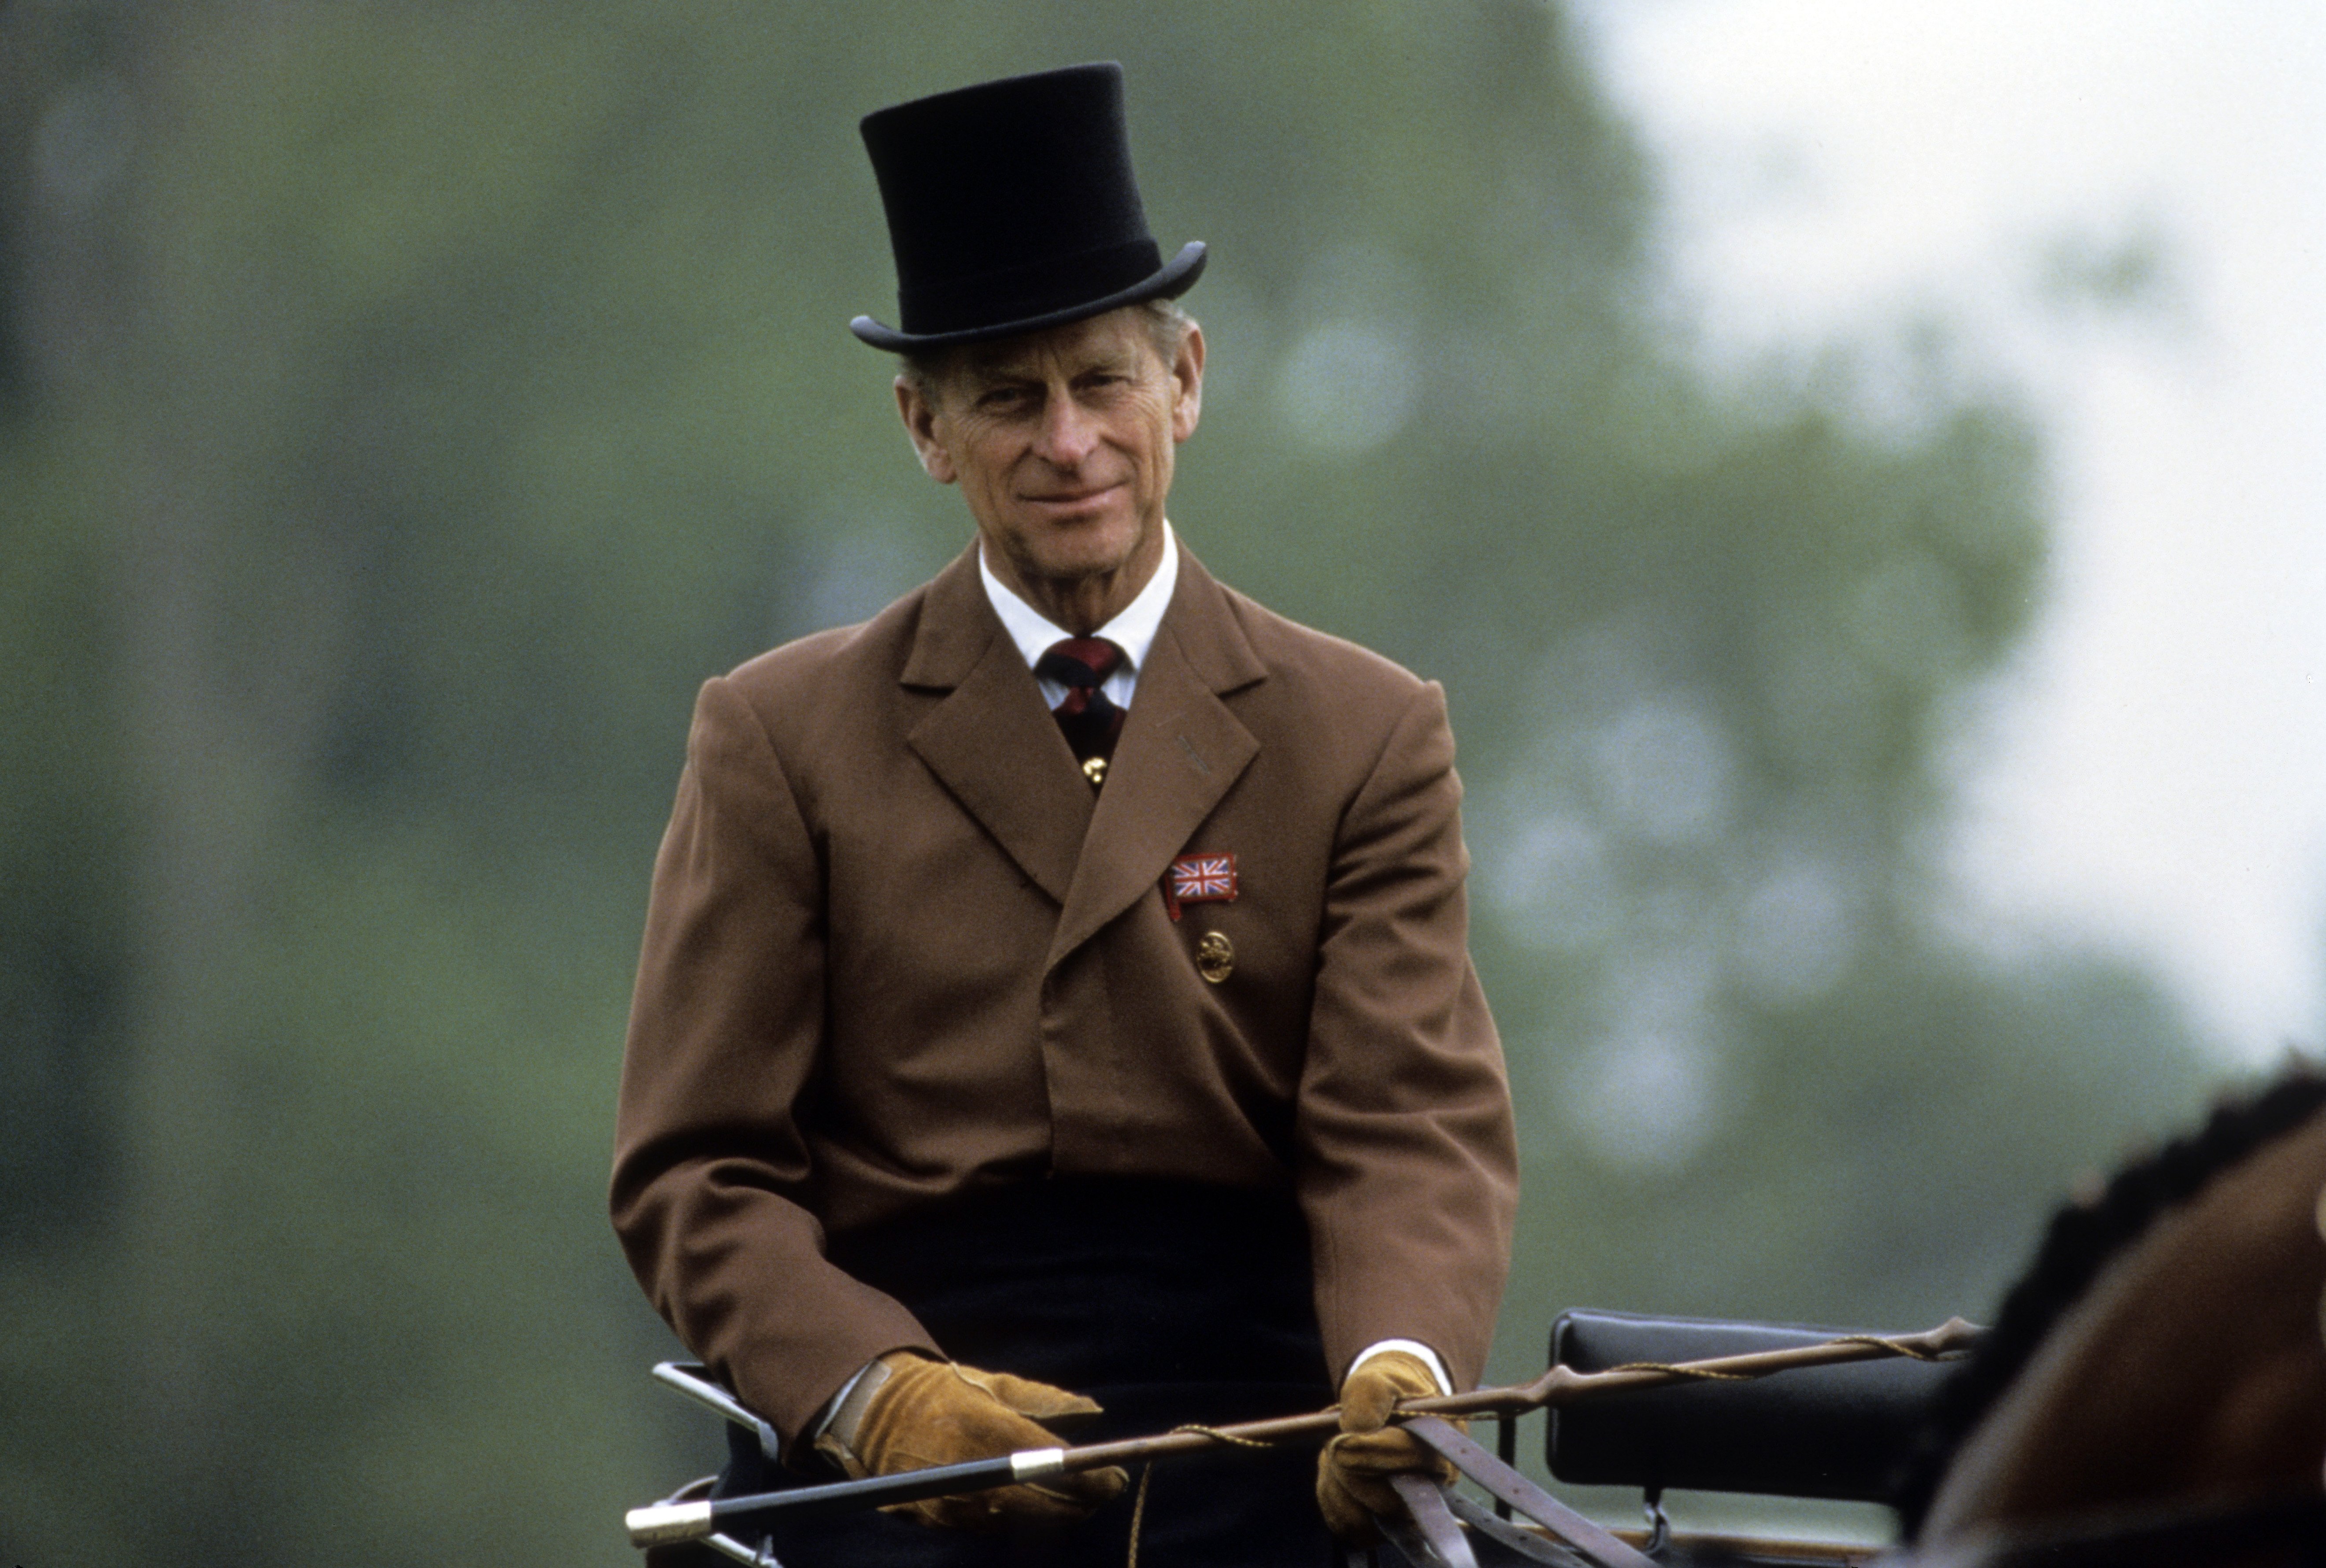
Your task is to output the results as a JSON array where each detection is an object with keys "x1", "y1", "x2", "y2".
[{"x1": 1546, "y1": 1309, "x2": 1957, "y2": 1503}]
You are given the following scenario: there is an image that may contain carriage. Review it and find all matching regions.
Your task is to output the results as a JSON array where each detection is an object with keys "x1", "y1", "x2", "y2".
[{"x1": 626, "y1": 1069, "x2": 2326, "y2": 1567}]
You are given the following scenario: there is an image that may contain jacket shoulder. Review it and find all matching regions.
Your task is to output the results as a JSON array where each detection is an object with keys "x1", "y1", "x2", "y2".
[
  {"x1": 718, "y1": 585, "x2": 929, "y2": 712},
  {"x1": 1214, "y1": 582, "x2": 1435, "y2": 710}
]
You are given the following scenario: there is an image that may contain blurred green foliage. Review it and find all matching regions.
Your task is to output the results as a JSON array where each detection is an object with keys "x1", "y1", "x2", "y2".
[{"x1": 0, "y1": 2, "x2": 2220, "y2": 1563}]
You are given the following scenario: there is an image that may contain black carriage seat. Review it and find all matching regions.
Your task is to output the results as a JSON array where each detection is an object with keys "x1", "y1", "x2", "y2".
[{"x1": 1547, "y1": 1310, "x2": 1968, "y2": 1505}]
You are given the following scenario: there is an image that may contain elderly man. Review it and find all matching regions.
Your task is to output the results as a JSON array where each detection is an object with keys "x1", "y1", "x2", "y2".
[{"x1": 612, "y1": 63, "x2": 1518, "y2": 1566}]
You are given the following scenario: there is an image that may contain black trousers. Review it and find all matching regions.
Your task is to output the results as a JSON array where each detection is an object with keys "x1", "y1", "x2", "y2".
[{"x1": 711, "y1": 1178, "x2": 1343, "y2": 1568}]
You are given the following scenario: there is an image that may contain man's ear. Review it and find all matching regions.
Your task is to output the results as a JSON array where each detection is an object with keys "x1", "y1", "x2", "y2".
[
  {"x1": 1170, "y1": 322, "x2": 1206, "y2": 444},
  {"x1": 894, "y1": 375, "x2": 958, "y2": 484}
]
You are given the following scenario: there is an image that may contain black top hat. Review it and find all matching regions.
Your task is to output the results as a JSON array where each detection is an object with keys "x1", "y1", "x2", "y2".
[{"x1": 850, "y1": 63, "x2": 1205, "y2": 352}]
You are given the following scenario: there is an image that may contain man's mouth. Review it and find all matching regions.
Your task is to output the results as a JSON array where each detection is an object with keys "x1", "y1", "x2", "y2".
[{"x1": 1023, "y1": 482, "x2": 1124, "y2": 510}]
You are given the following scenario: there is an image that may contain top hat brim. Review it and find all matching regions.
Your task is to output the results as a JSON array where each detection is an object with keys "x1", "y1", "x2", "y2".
[{"x1": 850, "y1": 240, "x2": 1207, "y2": 353}]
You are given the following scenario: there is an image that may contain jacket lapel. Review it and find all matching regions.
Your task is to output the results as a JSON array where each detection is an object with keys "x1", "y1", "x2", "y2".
[
  {"x1": 1046, "y1": 549, "x2": 1265, "y2": 968},
  {"x1": 904, "y1": 548, "x2": 1094, "y2": 905}
]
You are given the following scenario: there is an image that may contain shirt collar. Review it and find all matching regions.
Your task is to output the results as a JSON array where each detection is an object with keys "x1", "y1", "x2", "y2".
[{"x1": 978, "y1": 521, "x2": 1179, "y2": 673}]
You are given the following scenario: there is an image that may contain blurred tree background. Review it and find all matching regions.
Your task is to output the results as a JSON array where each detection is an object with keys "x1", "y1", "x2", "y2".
[{"x1": 0, "y1": 1, "x2": 2227, "y2": 1563}]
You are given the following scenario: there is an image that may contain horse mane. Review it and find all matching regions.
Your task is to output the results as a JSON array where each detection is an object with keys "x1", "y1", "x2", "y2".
[{"x1": 1890, "y1": 1057, "x2": 2326, "y2": 1537}]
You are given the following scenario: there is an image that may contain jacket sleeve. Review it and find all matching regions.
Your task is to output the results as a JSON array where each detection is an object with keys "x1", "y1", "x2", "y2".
[
  {"x1": 610, "y1": 675, "x2": 937, "y2": 1446},
  {"x1": 1295, "y1": 680, "x2": 1519, "y2": 1392}
]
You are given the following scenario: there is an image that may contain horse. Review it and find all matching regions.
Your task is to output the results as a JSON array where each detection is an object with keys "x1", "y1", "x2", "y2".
[{"x1": 1892, "y1": 1063, "x2": 2326, "y2": 1564}]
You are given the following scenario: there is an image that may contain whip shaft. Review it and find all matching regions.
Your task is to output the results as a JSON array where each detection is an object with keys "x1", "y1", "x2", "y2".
[{"x1": 625, "y1": 1317, "x2": 1983, "y2": 1548}]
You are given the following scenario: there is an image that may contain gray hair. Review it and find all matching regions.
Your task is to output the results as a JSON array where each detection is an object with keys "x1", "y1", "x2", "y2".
[{"x1": 897, "y1": 298, "x2": 1195, "y2": 405}]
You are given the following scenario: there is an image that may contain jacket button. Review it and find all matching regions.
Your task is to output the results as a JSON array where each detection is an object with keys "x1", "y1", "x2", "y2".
[{"x1": 1196, "y1": 931, "x2": 1234, "y2": 984}]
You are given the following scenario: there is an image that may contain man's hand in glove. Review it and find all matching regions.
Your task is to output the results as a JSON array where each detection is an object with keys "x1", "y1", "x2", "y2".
[
  {"x1": 814, "y1": 1350, "x2": 1128, "y2": 1531},
  {"x1": 1315, "y1": 1348, "x2": 1458, "y2": 1544}
]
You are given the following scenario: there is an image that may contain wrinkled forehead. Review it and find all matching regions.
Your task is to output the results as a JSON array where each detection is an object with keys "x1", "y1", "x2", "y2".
[{"x1": 953, "y1": 307, "x2": 1159, "y2": 384}]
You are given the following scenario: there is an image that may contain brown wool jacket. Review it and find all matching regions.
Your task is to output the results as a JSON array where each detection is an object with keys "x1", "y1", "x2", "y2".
[{"x1": 611, "y1": 542, "x2": 1519, "y2": 1445}]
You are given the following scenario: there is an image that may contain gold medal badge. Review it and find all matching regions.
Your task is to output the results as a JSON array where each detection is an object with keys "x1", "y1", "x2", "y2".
[{"x1": 1196, "y1": 930, "x2": 1234, "y2": 984}]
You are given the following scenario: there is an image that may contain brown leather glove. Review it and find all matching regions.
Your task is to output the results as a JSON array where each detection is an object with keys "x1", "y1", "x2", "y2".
[
  {"x1": 1315, "y1": 1349, "x2": 1459, "y2": 1544},
  {"x1": 817, "y1": 1351, "x2": 1128, "y2": 1531}
]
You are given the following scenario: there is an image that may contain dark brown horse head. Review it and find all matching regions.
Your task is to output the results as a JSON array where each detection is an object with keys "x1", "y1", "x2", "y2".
[{"x1": 1907, "y1": 1065, "x2": 2326, "y2": 1563}]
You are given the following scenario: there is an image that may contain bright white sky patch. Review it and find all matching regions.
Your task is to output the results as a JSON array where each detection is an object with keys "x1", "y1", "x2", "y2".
[{"x1": 1575, "y1": 0, "x2": 2326, "y2": 1060}]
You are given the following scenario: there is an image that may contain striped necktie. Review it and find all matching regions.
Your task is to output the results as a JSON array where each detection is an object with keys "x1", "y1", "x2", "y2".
[{"x1": 1037, "y1": 638, "x2": 1126, "y2": 787}]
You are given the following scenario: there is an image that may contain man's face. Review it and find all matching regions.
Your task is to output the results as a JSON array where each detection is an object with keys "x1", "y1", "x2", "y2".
[{"x1": 897, "y1": 307, "x2": 1204, "y2": 597}]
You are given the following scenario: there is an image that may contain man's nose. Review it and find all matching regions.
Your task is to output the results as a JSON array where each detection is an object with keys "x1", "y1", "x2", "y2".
[{"x1": 1031, "y1": 391, "x2": 1101, "y2": 468}]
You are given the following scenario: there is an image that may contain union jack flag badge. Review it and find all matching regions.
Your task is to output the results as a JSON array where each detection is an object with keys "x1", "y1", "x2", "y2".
[{"x1": 1163, "y1": 852, "x2": 1238, "y2": 922}]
